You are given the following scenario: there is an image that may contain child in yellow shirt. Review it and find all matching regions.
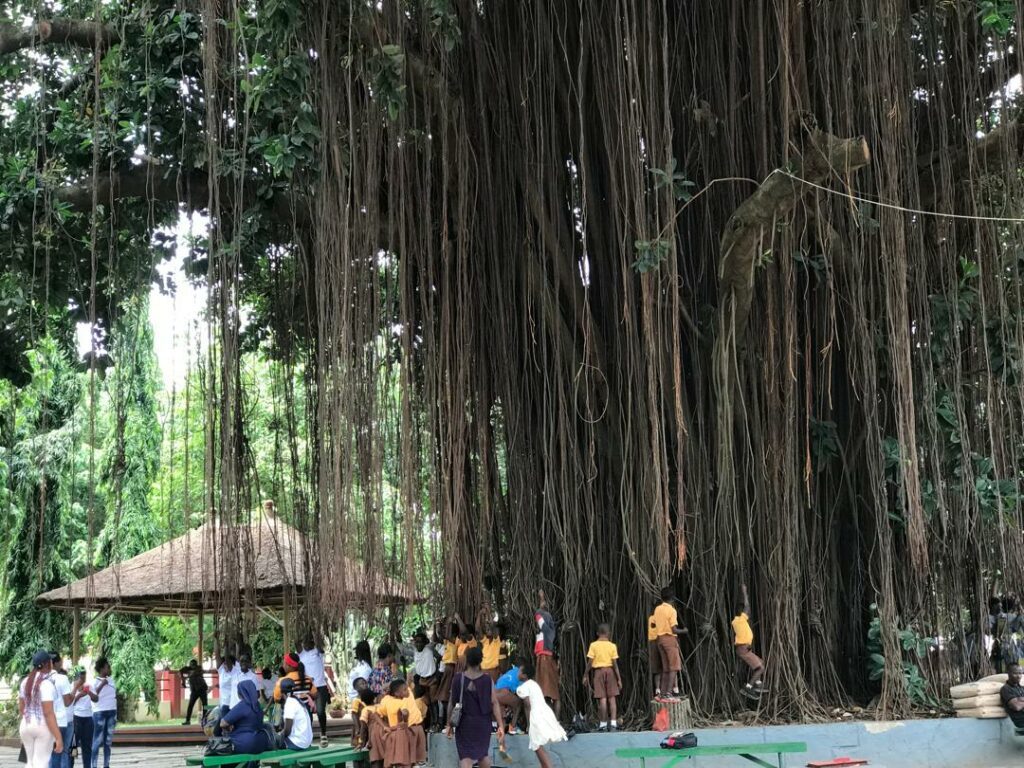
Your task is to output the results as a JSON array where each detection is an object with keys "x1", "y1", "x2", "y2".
[
  {"x1": 582, "y1": 624, "x2": 622, "y2": 731},
  {"x1": 732, "y1": 584, "x2": 764, "y2": 697}
]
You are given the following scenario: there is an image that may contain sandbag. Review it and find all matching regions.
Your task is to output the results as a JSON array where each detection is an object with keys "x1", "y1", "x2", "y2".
[
  {"x1": 981, "y1": 673, "x2": 1009, "y2": 684},
  {"x1": 952, "y1": 693, "x2": 1003, "y2": 710},
  {"x1": 950, "y1": 680, "x2": 1004, "y2": 699},
  {"x1": 955, "y1": 706, "x2": 1008, "y2": 719}
]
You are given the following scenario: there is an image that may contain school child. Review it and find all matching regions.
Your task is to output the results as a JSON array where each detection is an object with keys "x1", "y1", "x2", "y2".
[
  {"x1": 350, "y1": 682, "x2": 374, "y2": 748},
  {"x1": 377, "y1": 678, "x2": 426, "y2": 768},
  {"x1": 361, "y1": 699, "x2": 385, "y2": 768},
  {"x1": 433, "y1": 622, "x2": 457, "y2": 729},
  {"x1": 732, "y1": 584, "x2": 764, "y2": 696},
  {"x1": 652, "y1": 587, "x2": 686, "y2": 699},
  {"x1": 453, "y1": 614, "x2": 478, "y2": 674},
  {"x1": 583, "y1": 624, "x2": 622, "y2": 731},
  {"x1": 513, "y1": 663, "x2": 567, "y2": 768},
  {"x1": 533, "y1": 590, "x2": 561, "y2": 716},
  {"x1": 494, "y1": 661, "x2": 523, "y2": 734},
  {"x1": 479, "y1": 619, "x2": 503, "y2": 683},
  {"x1": 647, "y1": 609, "x2": 662, "y2": 697}
]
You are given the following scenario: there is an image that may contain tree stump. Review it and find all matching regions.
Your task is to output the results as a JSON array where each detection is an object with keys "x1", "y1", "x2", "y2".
[{"x1": 651, "y1": 696, "x2": 693, "y2": 731}]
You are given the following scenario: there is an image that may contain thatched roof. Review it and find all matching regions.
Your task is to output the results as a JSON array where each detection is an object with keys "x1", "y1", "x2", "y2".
[{"x1": 36, "y1": 515, "x2": 422, "y2": 615}]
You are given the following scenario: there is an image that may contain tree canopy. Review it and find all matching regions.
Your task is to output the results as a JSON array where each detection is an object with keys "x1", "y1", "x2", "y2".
[{"x1": 3, "y1": 0, "x2": 1024, "y2": 722}]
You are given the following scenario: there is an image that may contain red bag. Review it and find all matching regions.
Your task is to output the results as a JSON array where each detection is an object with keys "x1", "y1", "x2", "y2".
[{"x1": 653, "y1": 705, "x2": 670, "y2": 731}]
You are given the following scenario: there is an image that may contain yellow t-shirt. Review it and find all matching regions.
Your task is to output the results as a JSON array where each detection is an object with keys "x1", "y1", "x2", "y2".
[
  {"x1": 647, "y1": 616, "x2": 658, "y2": 642},
  {"x1": 415, "y1": 696, "x2": 429, "y2": 720},
  {"x1": 456, "y1": 638, "x2": 478, "y2": 658},
  {"x1": 587, "y1": 639, "x2": 619, "y2": 669},
  {"x1": 653, "y1": 602, "x2": 678, "y2": 637},
  {"x1": 441, "y1": 641, "x2": 457, "y2": 664},
  {"x1": 732, "y1": 612, "x2": 754, "y2": 645},
  {"x1": 481, "y1": 637, "x2": 501, "y2": 670},
  {"x1": 351, "y1": 698, "x2": 366, "y2": 718},
  {"x1": 359, "y1": 703, "x2": 377, "y2": 724},
  {"x1": 379, "y1": 692, "x2": 424, "y2": 727}
]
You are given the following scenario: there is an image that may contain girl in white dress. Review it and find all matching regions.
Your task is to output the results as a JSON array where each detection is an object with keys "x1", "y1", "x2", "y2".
[{"x1": 515, "y1": 663, "x2": 567, "y2": 767}]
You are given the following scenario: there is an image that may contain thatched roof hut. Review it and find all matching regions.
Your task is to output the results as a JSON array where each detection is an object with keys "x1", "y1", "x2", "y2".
[{"x1": 36, "y1": 515, "x2": 421, "y2": 616}]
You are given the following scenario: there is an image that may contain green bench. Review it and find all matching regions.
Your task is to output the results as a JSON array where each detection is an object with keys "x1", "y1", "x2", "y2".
[
  {"x1": 294, "y1": 747, "x2": 367, "y2": 767},
  {"x1": 184, "y1": 746, "x2": 367, "y2": 768},
  {"x1": 615, "y1": 741, "x2": 807, "y2": 768}
]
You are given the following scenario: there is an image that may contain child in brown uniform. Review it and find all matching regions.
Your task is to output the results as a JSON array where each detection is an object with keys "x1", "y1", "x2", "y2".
[
  {"x1": 653, "y1": 586, "x2": 687, "y2": 699},
  {"x1": 583, "y1": 624, "x2": 622, "y2": 731}
]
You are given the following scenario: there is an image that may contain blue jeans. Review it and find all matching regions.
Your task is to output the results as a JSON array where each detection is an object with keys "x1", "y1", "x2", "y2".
[
  {"x1": 50, "y1": 723, "x2": 73, "y2": 768},
  {"x1": 72, "y1": 715, "x2": 93, "y2": 768},
  {"x1": 91, "y1": 711, "x2": 116, "y2": 768}
]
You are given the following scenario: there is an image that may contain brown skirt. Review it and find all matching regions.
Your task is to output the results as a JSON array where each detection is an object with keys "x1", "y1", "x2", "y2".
[
  {"x1": 436, "y1": 665, "x2": 455, "y2": 703},
  {"x1": 657, "y1": 634, "x2": 682, "y2": 673},
  {"x1": 592, "y1": 667, "x2": 621, "y2": 699},
  {"x1": 409, "y1": 724, "x2": 427, "y2": 763},
  {"x1": 382, "y1": 723, "x2": 413, "y2": 768},
  {"x1": 535, "y1": 653, "x2": 560, "y2": 701},
  {"x1": 366, "y1": 713, "x2": 388, "y2": 764},
  {"x1": 648, "y1": 640, "x2": 662, "y2": 675}
]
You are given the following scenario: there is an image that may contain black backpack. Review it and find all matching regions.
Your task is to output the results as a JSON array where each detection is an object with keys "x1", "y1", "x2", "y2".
[{"x1": 660, "y1": 731, "x2": 698, "y2": 750}]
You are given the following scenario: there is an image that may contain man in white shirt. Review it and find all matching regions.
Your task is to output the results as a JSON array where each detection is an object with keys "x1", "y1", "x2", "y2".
[
  {"x1": 48, "y1": 653, "x2": 74, "y2": 768},
  {"x1": 299, "y1": 638, "x2": 332, "y2": 746},
  {"x1": 276, "y1": 679, "x2": 313, "y2": 750},
  {"x1": 70, "y1": 668, "x2": 93, "y2": 768},
  {"x1": 216, "y1": 654, "x2": 239, "y2": 711}
]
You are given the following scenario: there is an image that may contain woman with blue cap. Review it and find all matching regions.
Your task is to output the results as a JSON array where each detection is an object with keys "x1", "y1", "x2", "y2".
[
  {"x1": 217, "y1": 679, "x2": 271, "y2": 755},
  {"x1": 19, "y1": 649, "x2": 62, "y2": 768}
]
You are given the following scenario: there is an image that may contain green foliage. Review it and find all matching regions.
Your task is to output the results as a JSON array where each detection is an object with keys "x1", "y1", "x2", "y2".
[
  {"x1": 979, "y1": 0, "x2": 1016, "y2": 34},
  {"x1": 866, "y1": 605, "x2": 939, "y2": 708},
  {"x1": 633, "y1": 238, "x2": 672, "y2": 273},
  {"x1": 0, "y1": 339, "x2": 82, "y2": 675},
  {"x1": 649, "y1": 159, "x2": 695, "y2": 202}
]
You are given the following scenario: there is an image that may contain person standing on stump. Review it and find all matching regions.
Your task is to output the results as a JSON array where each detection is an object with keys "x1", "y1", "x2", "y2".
[
  {"x1": 732, "y1": 584, "x2": 765, "y2": 697},
  {"x1": 653, "y1": 587, "x2": 686, "y2": 699},
  {"x1": 533, "y1": 590, "x2": 561, "y2": 717}
]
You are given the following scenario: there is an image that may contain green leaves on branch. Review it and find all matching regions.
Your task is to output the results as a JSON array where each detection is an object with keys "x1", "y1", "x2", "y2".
[
  {"x1": 649, "y1": 158, "x2": 695, "y2": 202},
  {"x1": 979, "y1": 0, "x2": 1015, "y2": 35},
  {"x1": 425, "y1": 0, "x2": 460, "y2": 52},
  {"x1": 368, "y1": 45, "x2": 408, "y2": 123},
  {"x1": 633, "y1": 238, "x2": 671, "y2": 273}
]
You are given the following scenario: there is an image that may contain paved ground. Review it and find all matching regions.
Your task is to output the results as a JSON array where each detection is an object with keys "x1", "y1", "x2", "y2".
[{"x1": 0, "y1": 746, "x2": 195, "y2": 768}]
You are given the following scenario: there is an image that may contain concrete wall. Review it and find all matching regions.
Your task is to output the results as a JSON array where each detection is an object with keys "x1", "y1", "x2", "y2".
[{"x1": 428, "y1": 717, "x2": 1024, "y2": 767}]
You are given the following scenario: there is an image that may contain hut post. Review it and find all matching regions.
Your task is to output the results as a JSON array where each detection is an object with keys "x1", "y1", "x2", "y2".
[
  {"x1": 283, "y1": 602, "x2": 291, "y2": 651},
  {"x1": 72, "y1": 609, "x2": 80, "y2": 664},
  {"x1": 198, "y1": 608, "x2": 205, "y2": 664}
]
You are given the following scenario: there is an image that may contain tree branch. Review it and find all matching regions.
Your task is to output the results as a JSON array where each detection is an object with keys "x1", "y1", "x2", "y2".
[
  {"x1": 718, "y1": 130, "x2": 871, "y2": 336},
  {"x1": 53, "y1": 163, "x2": 309, "y2": 231},
  {"x1": 0, "y1": 19, "x2": 120, "y2": 56}
]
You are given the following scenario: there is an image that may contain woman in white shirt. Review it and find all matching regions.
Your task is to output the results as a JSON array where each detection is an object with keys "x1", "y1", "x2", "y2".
[
  {"x1": 89, "y1": 658, "x2": 117, "y2": 768},
  {"x1": 70, "y1": 668, "x2": 93, "y2": 768},
  {"x1": 347, "y1": 640, "x2": 373, "y2": 700},
  {"x1": 19, "y1": 649, "x2": 62, "y2": 768},
  {"x1": 277, "y1": 679, "x2": 313, "y2": 751}
]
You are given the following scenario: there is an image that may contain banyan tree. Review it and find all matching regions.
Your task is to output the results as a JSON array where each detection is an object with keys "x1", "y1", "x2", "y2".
[{"x1": 3, "y1": 0, "x2": 1024, "y2": 723}]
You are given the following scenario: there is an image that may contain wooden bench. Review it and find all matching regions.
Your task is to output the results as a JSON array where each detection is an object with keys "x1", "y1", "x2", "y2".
[{"x1": 615, "y1": 741, "x2": 807, "y2": 768}]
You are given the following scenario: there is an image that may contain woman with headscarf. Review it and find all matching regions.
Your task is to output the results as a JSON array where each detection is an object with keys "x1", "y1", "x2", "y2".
[
  {"x1": 19, "y1": 650, "x2": 63, "y2": 768},
  {"x1": 217, "y1": 680, "x2": 271, "y2": 755}
]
